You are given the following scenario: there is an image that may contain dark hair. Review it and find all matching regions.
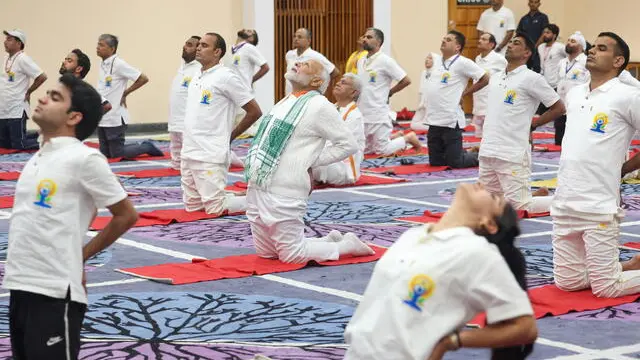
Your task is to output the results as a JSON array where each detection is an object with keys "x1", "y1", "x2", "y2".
[
  {"x1": 598, "y1": 32, "x2": 630, "y2": 75},
  {"x1": 485, "y1": 33, "x2": 497, "y2": 50},
  {"x1": 71, "y1": 49, "x2": 91, "y2": 79},
  {"x1": 514, "y1": 32, "x2": 537, "y2": 69},
  {"x1": 448, "y1": 30, "x2": 466, "y2": 51},
  {"x1": 205, "y1": 32, "x2": 227, "y2": 58},
  {"x1": 191, "y1": 35, "x2": 201, "y2": 41},
  {"x1": 367, "y1": 27, "x2": 385, "y2": 46},
  {"x1": 485, "y1": 204, "x2": 534, "y2": 360},
  {"x1": 250, "y1": 30, "x2": 259, "y2": 46},
  {"x1": 543, "y1": 24, "x2": 560, "y2": 37},
  {"x1": 59, "y1": 74, "x2": 103, "y2": 141}
]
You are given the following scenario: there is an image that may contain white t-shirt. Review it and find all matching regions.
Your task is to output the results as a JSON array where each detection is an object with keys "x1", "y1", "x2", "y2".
[
  {"x1": 168, "y1": 60, "x2": 202, "y2": 133},
  {"x1": 284, "y1": 47, "x2": 335, "y2": 94},
  {"x1": 552, "y1": 78, "x2": 640, "y2": 216},
  {"x1": 96, "y1": 55, "x2": 142, "y2": 127},
  {"x1": 229, "y1": 42, "x2": 267, "y2": 93},
  {"x1": 620, "y1": 70, "x2": 640, "y2": 89},
  {"x1": 181, "y1": 64, "x2": 254, "y2": 164},
  {"x1": 477, "y1": 6, "x2": 516, "y2": 55},
  {"x1": 356, "y1": 52, "x2": 407, "y2": 123},
  {"x1": 556, "y1": 53, "x2": 590, "y2": 102},
  {"x1": 425, "y1": 54, "x2": 486, "y2": 128},
  {"x1": 480, "y1": 65, "x2": 560, "y2": 163},
  {"x1": 332, "y1": 102, "x2": 365, "y2": 178},
  {"x1": 344, "y1": 225, "x2": 533, "y2": 360},
  {"x1": 2, "y1": 137, "x2": 127, "y2": 305},
  {"x1": 473, "y1": 51, "x2": 508, "y2": 116},
  {"x1": 0, "y1": 52, "x2": 43, "y2": 118},
  {"x1": 538, "y1": 42, "x2": 567, "y2": 88}
]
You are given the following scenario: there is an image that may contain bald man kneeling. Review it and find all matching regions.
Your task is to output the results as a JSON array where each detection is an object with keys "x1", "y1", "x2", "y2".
[{"x1": 245, "y1": 60, "x2": 375, "y2": 264}]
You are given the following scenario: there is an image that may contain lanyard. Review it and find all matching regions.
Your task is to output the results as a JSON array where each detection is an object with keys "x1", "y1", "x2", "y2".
[
  {"x1": 442, "y1": 54, "x2": 461, "y2": 71},
  {"x1": 4, "y1": 51, "x2": 23, "y2": 73},
  {"x1": 565, "y1": 59, "x2": 577, "y2": 74},
  {"x1": 232, "y1": 41, "x2": 247, "y2": 54},
  {"x1": 101, "y1": 56, "x2": 117, "y2": 76}
]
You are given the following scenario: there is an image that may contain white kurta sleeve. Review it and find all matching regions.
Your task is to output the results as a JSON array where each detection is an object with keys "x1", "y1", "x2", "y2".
[{"x1": 311, "y1": 101, "x2": 357, "y2": 167}]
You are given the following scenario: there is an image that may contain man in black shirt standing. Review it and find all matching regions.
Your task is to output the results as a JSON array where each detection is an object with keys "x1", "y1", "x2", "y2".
[{"x1": 517, "y1": 0, "x2": 549, "y2": 73}]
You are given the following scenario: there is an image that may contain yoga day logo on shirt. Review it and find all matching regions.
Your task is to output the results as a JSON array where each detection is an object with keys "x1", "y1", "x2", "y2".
[
  {"x1": 200, "y1": 90, "x2": 212, "y2": 105},
  {"x1": 440, "y1": 72, "x2": 451, "y2": 84},
  {"x1": 34, "y1": 179, "x2": 57, "y2": 209},
  {"x1": 570, "y1": 70, "x2": 581, "y2": 80},
  {"x1": 181, "y1": 76, "x2": 192, "y2": 88},
  {"x1": 403, "y1": 274, "x2": 435, "y2": 312},
  {"x1": 233, "y1": 55, "x2": 241, "y2": 66},
  {"x1": 504, "y1": 90, "x2": 517, "y2": 105},
  {"x1": 590, "y1": 112, "x2": 609, "y2": 134},
  {"x1": 105, "y1": 75, "x2": 113, "y2": 87},
  {"x1": 7, "y1": 71, "x2": 15, "y2": 82},
  {"x1": 368, "y1": 71, "x2": 377, "y2": 83},
  {"x1": 500, "y1": 19, "x2": 505, "y2": 28}
]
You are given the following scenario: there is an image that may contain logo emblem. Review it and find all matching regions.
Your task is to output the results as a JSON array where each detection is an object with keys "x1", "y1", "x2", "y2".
[
  {"x1": 46, "y1": 336, "x2": 63, "y2": 347},
  {"x1": 500, "y1": 20, "x2": 505, "y2": 28},
  {"x1": 105, "y1": 75, "x2": 113, "y2": 88},
  {"x1": 590, "y1": 112, "x2": 608, "y2": 133},
  {"x1": 368, "y1": 71, "x2": 377, "y2": 83},
  {"x1": 7, "y1": 71, "x2": 15, "y2": 82},
  {"x1": 504, "y1": 90, "x2": 517, "y2": 105},
  {"x1": 441, "y1": 72, "x2": 450, "y2": 84},
  {"x1": 403, "y1": 274, "x2": 435, "y2": 312},
  {"x1": 200, "y1": 90, "x2": 212, "y2": 105},
  {"x1": 233, "y1": 55, "x2": 241, "y2": 66},
  {"x1": 570, "y1": 70, "x2": 580, "y2": 80},
  {"x1": 34, "y1": 179, "x2": 57, "y2": 208},
  {"x1": 181, "y1": 76, "x2": 192, "y2": 88}
]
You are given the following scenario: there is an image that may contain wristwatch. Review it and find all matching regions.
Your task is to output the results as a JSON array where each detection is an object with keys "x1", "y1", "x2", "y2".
[{"x1": 449, "y1": 331, "x2": 461, "y2": 350}]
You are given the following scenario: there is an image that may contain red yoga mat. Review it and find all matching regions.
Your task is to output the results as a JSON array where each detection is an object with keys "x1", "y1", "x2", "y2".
[
  {"x1": 367, "y1": 164, "x2": 450, "y2": 175},
  {"x1": 396, "y1": 209, "x2": 549, "y2": 224},
  {"x1": 534, "y1": 144, "x2": 562, "y2": 152},
  {"x1": 469, "y1": 285, "x2": 640, "y2": 326},
  {"x1": 116, "y1": 246, "x2": 387, "y2": 285},
  {"x1": 364, "y1": 147, "x2": 428, "y2": 159},
  {"x1": 632, "y1": 140, "x2": 640, "y2": 146},
  {"x1": 90, "y1": 208, "x2": 245, "y2": 230},
  {"x1": 532, "y1": 132, "x2": 555, "y2": 139},
  {"x1": 0, "y1": 196, "x2": 13, "y2": 208},
  {"x1": 622, "y1": 242, "x2": 640, "y2": 250},
  {"x1": 463, "y1": 135, "x2": 482, "y2": 143},
  {"x1": 117, "y1": 168, "x2": 181, "y2": 178},
  {"x1": 0, "y1": 172, "x2": 20, "y2": 181}
]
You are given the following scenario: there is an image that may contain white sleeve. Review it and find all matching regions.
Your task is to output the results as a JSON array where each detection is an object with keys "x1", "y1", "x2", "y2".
[
  {"x1": 316, "y1": 52, "x2": 336, "y2": 74},
  {"x1": 463, "y1": 58, "x2": 487, "y2": 82},
  {"x1": 385, "y1": 57, "x2": 407, "y2": 82},
  {"x1": 530, "y1": 74, "x2": 561, "y2": 107},
  {"x1": 222, "y1": 73, "x2": 254, "y2": 108},
  {"x1": 467, "y1": 249, "x2": 534, "y2": 324},
  {"x1": 477, "y1": 12, "x2": 488, "y2": 32},
  {"x1": 345, "y1": 111, "x2": 365, "y2": 143},
  {"x1": 312, "y1": 101, "x2": 357, "y2": 167},
  {"x1": 626, "y1": 89, "x2": 640, "y2": 131},
  {"x1": 506, "y1": 10, "x2": 517, "y2": 31},
  {"x1": 18, "y1": 55, "x2": 43, "y2": 79},
  {"x1": 620, "y1": 70, "x2": 640, "y2": 89},
  {"x1": 80, "y1": 152, "x2": 128, "y2": 208},
  {"x1": 115, "y1": 59, "x2": 142, "y2": 82},
  {"x1": 249, "y1": 46, "x2": 267, "y2": 67}
]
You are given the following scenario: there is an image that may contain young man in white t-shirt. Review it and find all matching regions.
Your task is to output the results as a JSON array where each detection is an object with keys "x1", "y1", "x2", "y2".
[
  {"x1": 472, "y1": 33, "x2": 507, "y2": 138},
  {"x1": 1, "y1": 29, "x2": 47, "y2": 150},
  {"x1": 357, "y1": 28, "x2": 421, "y2": 156},
  {"x1": 181, "y1": 32, "x2": 262, "y2": 215},
  {"x1": 3, "y1": 74, "x2": 138, "y2": 360},
  {"x1": 479, "y1": 32, "x2": 565, "y2": 214},
  {"x1": 168, "y1": 36, "x2": 202, "y2": 170},
  {"x1": 284, "y1": 28, "x2": 339, "y2": 95},
  {"x1": 312, "y1": 73, "x2": 366, "y2": 186},
  {"x1": 476, "y1": 0, "x2": 516, "y2": 56},
  {"x1": 425, "y1": 31, "x2": 489, "y2": 168},
  {"x1": 555, "y1": 31, "x2": 589, "y2": 146},
  {"x1": 537, "y1": 24, "x2": 566, "y2": 92},
  {"x1": 95, "y1": 34, "x2": 163, "y2": 159},
  {"x1": 552, "y1": 32, "x2": 640, "y2": 298}
]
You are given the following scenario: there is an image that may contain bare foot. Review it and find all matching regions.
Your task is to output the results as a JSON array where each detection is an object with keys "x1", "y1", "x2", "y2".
[
  {"x1": 622, "y1": 254, "x2": 640, "y2": 271},
  {"x1": 533, "y1": 187, "x2": 550, "y2": 197},
  {"x1": 468, "y1": 146, "x2": 480, "y2": 153},
  {"x1": 404, "y1": 132, "x2": 423, "y2": 152}
]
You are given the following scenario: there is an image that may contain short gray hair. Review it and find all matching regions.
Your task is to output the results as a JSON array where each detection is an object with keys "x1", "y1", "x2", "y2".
[
  {"x1": 99, "y1": 34, "x2": 119, "y2": 51},
  {"x1": 342, "y1": 73, "x2": 362, "y2": 95},
  {"x1": 319, "y1": 68, "x2": 330, "y2": 93}
]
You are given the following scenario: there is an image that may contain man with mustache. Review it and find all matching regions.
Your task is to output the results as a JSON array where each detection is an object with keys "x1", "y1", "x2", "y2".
[
  {"x1": 59, "y1": 48, "x2": 112, "y2": 114},
  {"x1": 284, "y1": 28, "x2": 338, "y2": 95}
]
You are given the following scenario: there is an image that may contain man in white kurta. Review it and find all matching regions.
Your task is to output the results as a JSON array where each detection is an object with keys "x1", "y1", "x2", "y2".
[
  {"x1": 476, "y1": 0, "x2": 516, "y2": 56},
  {"x1": 480, "y1": 33, "x2": 565, "y2": 214},
  {"x1": 168, "y1": 36, "x2": 202, "y2": 170},
  {"x1": 552, "y1": 32, "x2": 640, "y2": 298},
  {"x1": 1, "y1": 29, "x2": 47, "y2": 150},
  {"x1": 312, "y1": 73, "x2": 365, "y2": 186},
  {"x1": 425, "y1": 31, "x2": 489, "y2": 168},
  {"x1": 245, "y1": 60, "x2": 374, "y2": 264},
  {"x1": 472, "y1": 33, "x2": 507, "y2": 138},
  {"x1": 181, "y1": 32, "x2": 262, "y2": 215},
  {"x1": 357, "y1": 28, "x2": 421, "y2": 156},
  {"x1": 555, "y1": 31, "x2": 589, "y2": 146},
  {"x1": 284, "y1": 28, "x2": 338, "y2": 95}
]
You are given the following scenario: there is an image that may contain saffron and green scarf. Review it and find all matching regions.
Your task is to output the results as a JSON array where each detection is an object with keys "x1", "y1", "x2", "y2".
[{"x1": 244, "y1": 90, "x2": 320, "y2": 186}]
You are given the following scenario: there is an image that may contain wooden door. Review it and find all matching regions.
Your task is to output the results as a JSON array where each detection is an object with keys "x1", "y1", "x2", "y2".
[
  {"x1": 274, "y1": 0, "x2": 373, "y2": 102},
  {"x1": 448, "y1": 0, "x2": 491, "y2": 114}
]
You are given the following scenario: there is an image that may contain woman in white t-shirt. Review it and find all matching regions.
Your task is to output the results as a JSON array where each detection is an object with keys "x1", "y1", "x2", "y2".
[
  {"x1": 344, "y1": 183, "x2": 537, "y2": 360},
  {"x1": 410, "y1": 53, "x2": 439, "y2": 131}
]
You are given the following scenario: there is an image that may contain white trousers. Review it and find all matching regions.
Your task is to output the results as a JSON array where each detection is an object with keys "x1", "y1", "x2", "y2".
[
  {"x1": 364, "y1": 122, "x2": 406, "y2": 155},
  {"x1": 169, "y1": 131, "x2": 183, "y2": 170},
  {"x1": 180, "y1": 159, "x2": 247, "y2": 215},
  {"x1": 312, "y1": 160, "x2": 359, "y2": 186},
  {"x1": 246, "y1": 187, "x2": 340, "y2": 264},
  {"x1": 472, "y1": 115, "x2": 485, "y2": 138},
  {"x1": 479, "y1": 154, "x2": 552, "y2": 213},
  {"x1": 553, "y1": 213, "x2": 640, "y2": 298}
]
